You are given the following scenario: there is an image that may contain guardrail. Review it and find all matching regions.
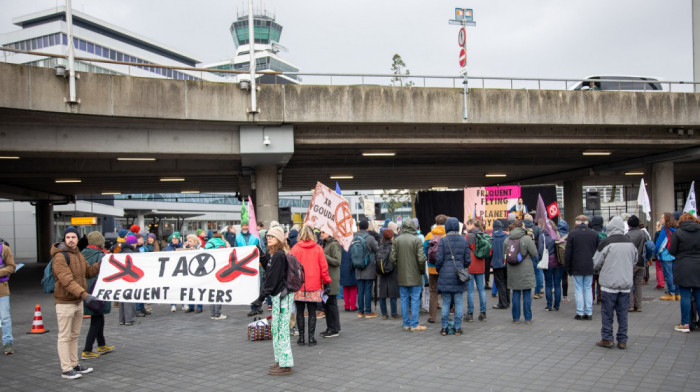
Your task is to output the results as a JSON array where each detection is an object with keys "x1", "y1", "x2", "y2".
[{"x1": 1, "y1": 46, "x2": 697, "y2": 92}]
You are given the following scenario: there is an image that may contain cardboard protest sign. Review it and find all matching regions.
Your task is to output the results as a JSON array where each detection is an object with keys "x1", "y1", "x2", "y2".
[
  {"x1": 464, "y1": 186, "x2": 521, "y2": 230},
  {"x1": 93, "y1": 246, "x2": 259, "y2": 305},
  {"x1": 304, "y1": 182, "x2": 355, "y2": 251}
]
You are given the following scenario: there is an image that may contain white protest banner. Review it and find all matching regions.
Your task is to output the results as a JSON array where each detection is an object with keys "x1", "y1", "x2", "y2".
[
  {"x1": 304, "y1": 182, "x2": 355, "y2": 251},
  {"x1": 93, "y1": 246, "x2": 259, "y2": 305},
  {"x1": 637, "y1": 178, "x2": 652, "y2": 221},
  {"x1": 684, "y1": 181, "x2": 696, "y2": 217}
]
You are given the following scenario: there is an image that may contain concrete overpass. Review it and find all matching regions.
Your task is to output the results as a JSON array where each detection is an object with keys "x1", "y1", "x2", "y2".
[{"x1": 1, "y1": 62, "x2": 699, "y2": 234}]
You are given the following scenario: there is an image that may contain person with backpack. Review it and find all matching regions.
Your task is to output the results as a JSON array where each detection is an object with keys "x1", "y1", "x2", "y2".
[
  {"x1": 590, "y1": 216, "x2": 607, "y2": 304},
  {"x1": 490, "y1": 220, "x2": 510, "y2": 310},
  {"x1": 557, "y1": 220, "x2": 571, "y2": 302},
  {"x1": 290, "y1": 225, "x2": 331, "y2": 346},
  {"x1": 626, "y1": 216, "x2": 647, "y2": 312},
  {"x1": 353, "y1": 220, "x2": 379, "y2": 318},
  {"x1": 80, "y1": 232, "x2": 114, "y2": 360},
  {"x1": 251, "y1": 225, "x2": 294, "y2": 375},
  {"x1": 524, "y1": 215, "x2": 544, "y2": 299},
  {"x1": 320, "y1": 230, "x2": 342, "y2": 338},
  {"x1": 669, "y1": 213, "x2": 700, "y2": 333},
  {"x1": 0, "y1": 239, "x2": 17, "y2": 355},
  {"x1": 657, "y1": 212, "x2": 679, "y2": 301},
  {"x1": 205, "y1": 230, "x2": 228, "y2": 249},
  {"x1": 565, "y1": 215, "x2": 600, "y2": 321},
  {"x1": 376, "y1": 229, "x2": 399, "y2": 319},
  {"x1": 538, "y1": 220, "x2": 563, "y2": 311},
  {"x1": 466, "y1": 219, "x2": 489, "y2": 322},
  {"x1": 423, "y1": 214, "x2": 448, "y2": 324},
  {"x1": 504, "y1": 220, "x2": 538, "y2": 324},
  {"x1": 51, "y1": 226, "x2": 102, "y2": 379},
  {"x1": 390, "y1": 219, "x2": 428, "y2": 331},
  {"x1": 593, "y1": 216, "x2": 637, "y2": 349},
  {"x1": 435, "y1": 217, "x2": 470, "y2": 335}
]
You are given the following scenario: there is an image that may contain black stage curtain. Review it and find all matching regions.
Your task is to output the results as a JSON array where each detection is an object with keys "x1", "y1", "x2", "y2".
[
  {"x1": 415, "y1": 190, "x2": 465, "y2": 233},
  {"x1": 520, "y1": 185, "x2": 557, "y2": 217}
]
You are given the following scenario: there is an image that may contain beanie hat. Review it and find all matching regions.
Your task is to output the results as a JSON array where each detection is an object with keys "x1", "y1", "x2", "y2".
[
  {"x1": 63, "y1": 226, "x2": 80, "y2": 239},
  {"x1": 117, "y1": 237, "x2": 126, "y2": 243},
  {"x1": 87, "y1": 231, "x2": 105, "y2": 248},
  {"x1": 125, "y1": 235, "x2": 138, "y2": 245},
  {"x1": 267, "y1": 226, "x2": 285, "y2": 244},
  {"x1": 196, "y1": 228, "x2": 203, "y2": 236},
  {"x1": 387, "y1": 221, "x2": 399, "y2": 234},
  {"x1": 169, "y1": 232, "x2": 181, "y2": 242},
  {"x1": 627, "y1": 215, "x2": 640, "y2": 228},
  {"x1": 130, "y1": 224, "x2": 140, "y2": 234},
  {"x1": 359, "y1": 220, "x2": 369, "y2": 230},
  {"x1": 493, "y1": 220, "x2": 504, "y2": 231},
  {"x1": 135, "y1": 233, "x2": 144, "y2": 240},
  {"x1": 147, "y1": 233, "x2": 156, "y2": 240},
  {"x1": 118, "y1": 229, "x2": 128, "y2": 238},
  {"x1": 270, "y1": 220, "x2": 280, "y2": 228},
  {"x1": 412, "y1": 218, "x2": 420, "y2": 230}
]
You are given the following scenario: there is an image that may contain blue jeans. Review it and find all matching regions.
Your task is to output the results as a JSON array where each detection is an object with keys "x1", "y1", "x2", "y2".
[
  {"x1": 467, "y1": 273, "x2": 486, "y2": 314},
  {"x1": 544, "y1": 266, "x2": 564, "y2": 309},
  {"x1": 601, "y1": 291, "x2": 630, "y2": 343},
  {"x1": 512, "y1": 289, "x2": 532, "y2": 322},
  {"x1": 442, "y1": 292, "x2": 464, "y2": 329},
  {"x1": 679, "y1": 287, "x2": 700, "y2": 325},
  {"x1": 573, "y1": 275, "x2": 594, "y2": 316},
  {"x1": 532, "y1": 259, "x2": 544, "y2": 293},
  {"x1": 0, "y1": 296, "x2": 12, "y2": 344},
  {"x1": 188, "y1": 304, "x2": 203, "y2": 311},
  {"x1": 661, "y1": 260, "x2": 677, "y2": 295},
  {"x1": 357, "y1": 279, "x2": 374, "y2": 314},
  {"x1": 379, "y1": 298, "x2": 397, "y2": 316},
  {"x1": 400, "y1": 285, "x2": 422, "y2": 328}
]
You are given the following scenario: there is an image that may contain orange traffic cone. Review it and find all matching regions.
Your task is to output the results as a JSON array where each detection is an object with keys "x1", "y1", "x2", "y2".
[{"x1": 26, "y1": 304, "x2": 49, "y2": 334}]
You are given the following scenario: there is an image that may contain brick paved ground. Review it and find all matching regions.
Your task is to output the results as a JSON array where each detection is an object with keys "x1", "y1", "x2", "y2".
[{"x1": 2, "y1": 265, "x2": 699, "y2": 391}]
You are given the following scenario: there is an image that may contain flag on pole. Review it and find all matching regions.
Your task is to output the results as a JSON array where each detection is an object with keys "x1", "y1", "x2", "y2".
[
  {"x1": 248, "y1": 196, "x2": 259, "y2": 237},
  {"x1": 637, "y1": 179, "x2": 652, "y2": 221},
  {"x1": 335, "y1": 182, "x2": 342, "y2": 196},
  {"x1": 535, "y1": 194, "x2": 559, "y2": 240},
  {"x1": 240, "y1": 200, "x2": 249, "y2": 225},
  {"x1": 683, "y1": 181, "x2": 697, "y2": 217}
]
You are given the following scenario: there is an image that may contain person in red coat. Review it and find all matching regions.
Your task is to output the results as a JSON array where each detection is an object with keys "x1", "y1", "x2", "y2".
[{"x1": 290, "y1": 225, "x2": 331, "y2": 346}]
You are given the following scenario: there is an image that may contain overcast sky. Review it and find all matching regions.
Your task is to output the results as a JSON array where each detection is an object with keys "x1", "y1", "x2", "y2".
[{"x1": 0, "y1": 0, "x2": 695, "y2": 84}]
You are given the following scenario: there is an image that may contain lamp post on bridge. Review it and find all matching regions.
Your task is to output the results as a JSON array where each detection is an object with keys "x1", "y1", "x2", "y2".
[{"x1": 449, "y1": 8, "x2": 476, "y2": 120}]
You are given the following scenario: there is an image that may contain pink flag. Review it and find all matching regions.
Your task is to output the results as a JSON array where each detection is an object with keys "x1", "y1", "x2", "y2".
[
  {"x1": 248, "y1": 196, "x2": 259, "y2": 238},
  {"x1": 536, "y1": 194, "x2": 560, "y2": 240}
]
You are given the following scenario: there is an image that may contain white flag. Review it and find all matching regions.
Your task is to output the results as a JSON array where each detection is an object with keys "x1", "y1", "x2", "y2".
[
  {"x1": 637, "y1": 178, "x2": 652, "y2": 221},
  {"x1": 684, "y1": 181, "x2": 697, "y2": 217}
]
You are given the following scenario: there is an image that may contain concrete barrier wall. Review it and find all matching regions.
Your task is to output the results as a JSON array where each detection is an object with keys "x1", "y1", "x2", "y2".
[{"x1": 1, "y1": 62, "x2": 697, "y2": 126}]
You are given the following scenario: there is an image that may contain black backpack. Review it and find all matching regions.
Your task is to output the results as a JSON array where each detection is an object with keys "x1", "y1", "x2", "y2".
[{"x1": 375, "y1": 242, "x2": 394, "y2": 275}]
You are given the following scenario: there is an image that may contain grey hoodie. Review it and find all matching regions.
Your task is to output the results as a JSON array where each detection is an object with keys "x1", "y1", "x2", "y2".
[{"x1": 593, "y1": 216, "x2": 638, "y2": 292}]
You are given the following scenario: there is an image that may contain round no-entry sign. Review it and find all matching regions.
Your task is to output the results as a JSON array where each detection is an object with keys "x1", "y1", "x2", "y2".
[
  {"x1": 459, "y1": 48, "x2": 467, "y2": 67},
  {"x1": 458, "y1": 27, "x2": 466, "y2": 47}
]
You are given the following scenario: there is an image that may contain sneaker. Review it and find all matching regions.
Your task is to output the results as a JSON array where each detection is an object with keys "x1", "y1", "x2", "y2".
[
  {"x1": 391, "y1": 314, "x2": 401, "y2": 319},
  {"x1": 144, "y1": 305, "x2": 153, "y2": 312},
  {"x1": 73, "y1": 363, "x2": 93, "y2": 374},
  {"x1": 562, "y1": 296, "x2": 569, "y2": 302},
  {"x1": 316, "y1": 311, "x2": 326, "y2": 319},
  {"x1": 675, "y1": 294, "x2": 681, "y2": 301},
  {"x1": 583, "y1": 315, "x2": 593, "y2": 321},
  {"x1": 184, "y1": 308, "x2": 194, "y2": 313},
  {"x1": 533, "y1": 293, "x2": 542, "y2": 299},
  {"x1": 410, "y1": 325, "x2": 427, "y2": 332},
  {"x1": 478, "y1": 312, "x2": 486, "y2": 321},
  {"x1": 195, "y1": 308, "x2": 203, "y2": 313},
  {"x1": 61, "y1": 370, "x2": 82, "y2": 379},
  {"x1": 171, "y1": 305, "x2": 177, "y2": 312},
  {"x1": 455, "y1": 329, "x2": 463, "y2": 335},
  {"x1": 357, "y1": 313, "x2": 365, "y2": 318},
  {"x1": 81, "y1": 351, "x2": 100, "y2": 359},
  {"x1": 660, "y1": 293, "x2": 676, "y2": 301},
  {"x1": 617, "y1": 342, "x2": 627, "y2": 350},
  {"x1": 403, "y1": 326, "x2": 411, "y2": 331},
  {"x1": 290, "y1": 327, "x2": 299, "y2": 336},
  {"x1": 364, "y1": 312, "x2": 379, "y2": 319},
  {"x1": 97, "y1": 345, "x2": 114, "y2": 354},
  {"x1": 574, "y1": 314, "x2": 583, "y2": 320},
  {"x1": 213, "y1": 315, "x2": 227, "y2": 320},
  {"x1": 440, "y1": 328, "x2": 448, "y2": 336},
  {"x1": 136, "y1": 311, "x2": 147, "y2": 317},
  {"x1": 3, "y1": 343, "x2": 14, "y2": 355},
  {"x1": 596, "y1": 340, "x2": 614, "y2": 348},
  {"x1": 674, "y1": 323, "x2": 690, "y2": 333},
  {"x1": 321, "y1": 331, "x2": 339, "y2": 338},
  {"x1": 182, "y1": 304, "x2": 187, "y2": 310},
  {"x1": 381, "y1": 314, "x2": 389, "y2": 320},
  {"x1": 464, "y1": 313, "x2": 474, "y2": 322}
]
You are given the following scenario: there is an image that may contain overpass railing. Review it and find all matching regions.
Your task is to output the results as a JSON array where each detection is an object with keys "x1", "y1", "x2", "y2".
[{"x1": 1, "y1": 46, "x2": 697, "y2": 92}]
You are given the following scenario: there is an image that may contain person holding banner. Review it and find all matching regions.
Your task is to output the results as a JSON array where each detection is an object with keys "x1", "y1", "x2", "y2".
[
  {"x1": 290, "y1": 226, "x2": 331, "y2": 346},
  {"x1": 251, "y1": 226, "x2": 294, "y2": 375}
]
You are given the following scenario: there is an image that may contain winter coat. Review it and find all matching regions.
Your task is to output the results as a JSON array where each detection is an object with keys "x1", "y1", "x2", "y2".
[
  {"x1": 224, "y1": 231, "x2": 236, "y2": 248},
  {"x1": 505, "y1": 227, "x2": 538, "y2": 290},
  {"x1": 436, "y1": 218, "x2": 470, "y2": 293},
  {"x1": 339, "y1": 249, "x2": 357, "y2": 287},
  {"x1": 377, "y1": 239, "x2": 399, "y2": 298},
  {"x1": 655, "y1": 226, "x2": 677, "y2": 261},
  {"x1": 205, "y1": 237, "x2": 228, "y2": 249},
  {"x1": 626, "y1": 227, "x2": 648, "y2": 267},
  {"x1": 235, "y1": 232, "x2": 260, "y2": 247},
  {"x1": 564, "y1": 224, "x2": 599, "y2": 276},
  {"x1": 670, "y1": 220, "x2": 700, "y2": 288},
  {"x1": 490, "y1": 230, "x2": 509, "y2": 269},
  {"x1": 81, "y1": 246, "x2": 112, "y2": 315},
  {"x1": 164, "y1": 241, "x2": 183, "y2": 251},
  {"x1": 524, "y1": 219, "x2": 542, "y2": 259},
  {"x1": 0, "y1": 244, "x2": 16, "y2": 298},
  {"x1": 290, "y1": 240, "x2": 331, "y2": 292},
  {"x1": 390, "y1": 220, "x2": 427, "y2": 287},
  {"x1": 322, "y1": 236, "x2": 342, "y2": 295},
  {"x1": 51, "y1": 242, "x2": 101, "y2": 304},
  {"x1": 258, "y1": 250, "x2": 287, "y2": 299},
  {"x1": 355, "y1": 230, "x2": 379, "y2": 280},
  {"x1": 423, "y1": 225, "x2": 446, "y2": 275},
  {"x1": 593, "y1": 217, "x2": 636, "y2": 291},
  {"x1": 537, "y1": 230, "x2": 560, "y2": 269},
  {"x1": 466, "y1": 227, "x2": 485, "y2": 274},
  {"x1": 558, "y1": 220, "x2": 570, "y2": 237}
]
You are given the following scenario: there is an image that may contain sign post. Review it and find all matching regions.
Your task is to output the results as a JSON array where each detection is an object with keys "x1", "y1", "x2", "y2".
[{"x1": 449, "y1": 8, "x2": 476, "y2": 120}]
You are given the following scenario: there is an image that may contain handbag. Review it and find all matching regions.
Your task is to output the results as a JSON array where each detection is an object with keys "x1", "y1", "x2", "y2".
[
  {"x1": 84, "y1": 279, "x2": 106, "y2": 314},
  {"x1": 537, "y1": 247, "x2": 549, "y2": 270},
  {"x1": 247, "y1": 316, "x2": 272, "y2": 341},
  {"x1": 445, "y1": 235, "x2": 471, "y2": 283}
]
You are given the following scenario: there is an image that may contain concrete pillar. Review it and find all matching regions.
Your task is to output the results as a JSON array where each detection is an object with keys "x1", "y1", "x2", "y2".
[
  {"x1": 694, "y1": 0, "x2": 700, "y2": 92},
  {"x1": 563, "y1": 178, "x2": 583, "y2": 223},
  {"x1": 255, "y1": 165, "x2": 279, "y2": 226},
  {"x1": 651, "y1": 161, "x2": 675, "y2": 224},
  {"x1": 35, "y1": 201, "x2": 54, "y2": 263},
  {"x1": 137, "y1": 214, "x2": 145, "y2": 234}
]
